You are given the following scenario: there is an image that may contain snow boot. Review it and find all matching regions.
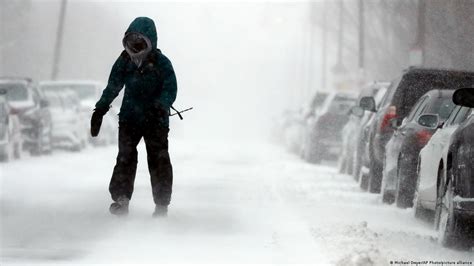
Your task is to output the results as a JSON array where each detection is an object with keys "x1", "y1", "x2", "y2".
[
  {"x1": 109, "y1": 196, "x2": 129, "y2": 216},
  {"x1": 152, "y1": 205, "x2": 168, "y2": 218}
]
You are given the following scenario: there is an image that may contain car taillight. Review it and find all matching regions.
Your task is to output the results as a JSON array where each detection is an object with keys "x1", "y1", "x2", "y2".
[
  {"x1": 380, "y1": 106, "x2": 397, "y2": 133},
  {"x1": 10, "y1": 107, "x2": 21, "y2": 115},
  {"x1": 416, "y1": 129, "x2": 433, "y2": 146}
]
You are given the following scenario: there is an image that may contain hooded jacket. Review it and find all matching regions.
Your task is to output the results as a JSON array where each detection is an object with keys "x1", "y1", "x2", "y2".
[{"x1": 95, "y1": 17, "x2": 177, "y2": 127}]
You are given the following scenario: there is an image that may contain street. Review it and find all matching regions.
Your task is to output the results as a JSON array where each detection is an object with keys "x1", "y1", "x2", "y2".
[{"x1": 1, "y1": 137, "x2": 473, "y2": 265}]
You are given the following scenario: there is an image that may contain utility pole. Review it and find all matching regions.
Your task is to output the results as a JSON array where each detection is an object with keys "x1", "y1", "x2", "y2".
[
  {"x1": 410, "y1": 0, "x2": 425, "y2": 66},
  {"x1": 52, "y1": 0, "x2": 67, "y2": 80},
  {"x1": 321, "y1": 0, "x2": 327, "y2": 90},
  {"x1": 358, "y1": 0, "x2": 365, "y2": 70},
  {"x1": 307, "y1": 1, "x2": 317, "y2": 96},
  {"x1": 332, "y1": 0, "x2": 346, "y2": 76}
]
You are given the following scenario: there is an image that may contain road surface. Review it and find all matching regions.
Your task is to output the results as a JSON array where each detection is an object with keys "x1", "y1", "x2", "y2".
[{"x1": 1, "y1": 138, "x2": 473, "y2": 265}]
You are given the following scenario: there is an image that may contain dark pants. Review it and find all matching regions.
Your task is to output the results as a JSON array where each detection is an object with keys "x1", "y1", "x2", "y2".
[{"x1": 109, "y1": 122, "x2": 173, "y2": 206}]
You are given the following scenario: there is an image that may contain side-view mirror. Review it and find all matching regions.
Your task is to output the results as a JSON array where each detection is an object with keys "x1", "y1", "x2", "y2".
[
  {"x1": 0, "y1": 89, "x2": 6, "y2": 95},
  {"x1": 417, "y1": 113, "x2": 439, "y2": 129},
  {"x1": 359, "y1": 96, "x2": 376, "y2": 112},
  {"x1": 453, "y1": 88, "x2": 474, "y2": 107},
  {"x1": 389, "y1": 118, "x2": 401, "y2": 129},
  {"x1": 40, "y1": 99, "x2": 50, "y2": 108},
  {"x1": 350, "y1": 106, "x2": 364, "y2": 117}
]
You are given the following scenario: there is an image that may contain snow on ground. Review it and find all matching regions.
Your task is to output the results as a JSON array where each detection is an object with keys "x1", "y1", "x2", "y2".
[{"x1": 1, "y1": 137, "x2": 474, "y2": 265}]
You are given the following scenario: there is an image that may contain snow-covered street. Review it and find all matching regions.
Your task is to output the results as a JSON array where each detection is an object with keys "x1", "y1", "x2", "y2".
[{"x1": 2, "y1": 137, "x2": 473, "y2": 265}]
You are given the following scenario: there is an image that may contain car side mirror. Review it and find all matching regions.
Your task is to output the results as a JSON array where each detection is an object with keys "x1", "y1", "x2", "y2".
[
  {"x1": 350, "y1": 106, "x2": 364, "y2": 117},
  {"x1": 453, "y1": 88, "x2": 474, "y2": 107},
  {"x1": 359, "y1": 96, "x2": 376, "y2": 112},
  {"x1": 417, "y1": 113, "x2": 439, "y2": 129},
  {"x1": 0, "y1": 89, "x2": 6, "y2": 95},
  {"x1": 40, "y1": 99, "x2": 50, "y2": 108}
]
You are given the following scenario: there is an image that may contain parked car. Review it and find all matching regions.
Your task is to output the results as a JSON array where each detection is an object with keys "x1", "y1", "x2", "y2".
[
  {"x1": 302, "y1": 91, "x2": 357, "y2": 163},
  {"x1": 304, "y1": 91, "x2": 329, "y2": 120},
  {"x1": 353, "y1": 86, "x2": 389, "y2": 186},
  {"x1": 42, "y1": 89, "x2": 88, "y2": 151},
  {"x1": 432, "y1": 88, "x2": 474, "y2": 249},
  {"x1": 278, "y1": 109, "x2": 305, "y2": 154},
  {"x1": 0, "y1": 78, "x2": 52, "y2": 155},
  {"x1": 359, "y1": 68, "x2": 474, "y2": 193},
  {"x1": 339, "y1": 82, "x2": 389, "y2": 175},
  {"x1": 414, "y1": 105, "x2": 471, "y2": 218},
  {"x1": 39, "y1": 81, "x2": 118, "y2": 146},
  {"x1": 0, "y1": 90, "x2": 22, "y2": 161},
  {"x1": 381, "y1": 90, "x2": 456, "y2": 207}
]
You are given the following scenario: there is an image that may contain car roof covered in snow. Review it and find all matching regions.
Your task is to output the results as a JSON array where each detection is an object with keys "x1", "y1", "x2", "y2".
[{"x1": 0, "y1": 77, "x2": 32, "y2": 85}]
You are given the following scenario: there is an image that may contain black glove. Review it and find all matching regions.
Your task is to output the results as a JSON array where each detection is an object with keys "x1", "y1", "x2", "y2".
[
  {"x1": 91, "y1": 107, "x2": 108, "y2": 137},
  {"x1": 153, "y1": 102, "x2": 169, "y2": 117}
]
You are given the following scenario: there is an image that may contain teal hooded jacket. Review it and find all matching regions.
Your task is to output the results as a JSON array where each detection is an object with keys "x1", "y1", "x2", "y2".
[{"x1": 95, "y1": 17, "x2": 177, "y2": 127}]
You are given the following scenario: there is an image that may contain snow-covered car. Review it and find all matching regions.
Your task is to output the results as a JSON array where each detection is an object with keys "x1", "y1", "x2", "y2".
[
  {"x1": 42, "y1": 90, "x2": 88, "y2": 151},
  {"x1": 381, "y1": 90, "x2": 456, "y2": 207},
  {"x1": 414, "y1": 105, "x2": 471, "y2": 217},
  {"x1": 338, "y1": 82, "x2": 389, "y2": 175},
  {"x1": 0, "y1": 90, "x2": 22, "y2": 161},
  {"x1": 351, "y1": 86, "x2": 389, "y2": 185},
  {"x1": 39, "y1": 81, "x2": 119, "y2": 146},
  {"x1": 359, "y1": 68, "x2": 474, "y2": 194},
  {"x1": 280, "y1": 109, "x2": 305, "y2": 154},
  {"x1": 0, "y1": 78, "x2": 52, "y2": 155},
  {"x1": 433, "y1": 88, "x2": 474, "y2": 249},
  {"x1": 302, "y1": 92, "x2": 357, "y2": 163}
]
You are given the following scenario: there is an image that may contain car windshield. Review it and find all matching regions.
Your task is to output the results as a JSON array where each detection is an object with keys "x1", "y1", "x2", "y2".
[
  {"x1": 0, "y1": 83, "x2": 28, "y2": 101},
  {"x1": 41, "y1": 84, "x2": 97, "y2": 101},
  {"x1": 44, "y1": 93, "x2": 62, "y2": 107},
  {"x1": 328, "y1": 96, "x2": 356, "y2": 115}
]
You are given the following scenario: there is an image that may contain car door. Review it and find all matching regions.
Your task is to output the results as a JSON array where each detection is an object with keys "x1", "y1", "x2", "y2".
[
  {"x1": 418, "y1": 106, "x2": 463, "y2": 205},
  {"x1": 395, "y1": 95, "x2": 430, "y2": 159}
]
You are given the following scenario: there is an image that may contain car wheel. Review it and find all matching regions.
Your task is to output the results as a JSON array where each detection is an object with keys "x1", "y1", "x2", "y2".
[
  {"x1": 0, "y1": 143, "x2": 13, "y2": 162},
  {"x1": 30, "y1": 127, "x2": 43, "y2": 156},
  {"x1": 338, "y1": 156, "x2": 347, "y2": 174},
  {"x1": 353, "y1": 150, "x2": 361, "y2": 182},
  {"x1": 395, "y1": 154, "x2": 415, "y2": 208},
  {"x1": 13, "y1": 138, "x2": 25, "y2": 159},
  {"x1": 436, "y1": 179, "x2": 470, "y2": 249},
  {"x1": 304, "y1": 138, "x2": 322, "y2": 164},
  {"x1": 346, "y1": 154, "x2": 354, "y2": 176},
  {"x1": 42, "y1": 130, "x2": 53, "y2": 155},
  {"x1": 381, "y1": 158, "x2": 395, "y2": 204},
  {"x1": 359, "y1": 168, "x2": 369, "y2": 191},
  {"x1": 368, "y1": 159, "x2": 382, "y2": 193}
]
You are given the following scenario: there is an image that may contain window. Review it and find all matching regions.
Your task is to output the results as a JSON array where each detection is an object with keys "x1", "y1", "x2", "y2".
[
  {"x1": 445, "y1": 106, "x2": 461, "y2": 126},
  {"x1": 406, "y1": 96, "x2": 428, "y2": 122},
  {"x1": 452, "y1": 107, "x2": 472, "y2": 125}
]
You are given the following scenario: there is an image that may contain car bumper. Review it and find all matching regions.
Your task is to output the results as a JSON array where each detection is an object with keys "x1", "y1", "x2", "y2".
[{"x1": 453, "y1": 196, "x2": 474, "y2": 215}]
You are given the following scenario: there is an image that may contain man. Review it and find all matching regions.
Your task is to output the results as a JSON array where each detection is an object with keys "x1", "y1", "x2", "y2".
[{"x1": 91, "y1": 17, "x2": 177, "y2": 217}]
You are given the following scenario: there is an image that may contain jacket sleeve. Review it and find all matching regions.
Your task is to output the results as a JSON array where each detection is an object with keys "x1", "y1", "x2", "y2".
[
  {"x1": 95, "y1": 52, "x2": 127, "y2": 111},
  {"x1": 158, "y1": 56, "x2": 177, "y2": 108}
]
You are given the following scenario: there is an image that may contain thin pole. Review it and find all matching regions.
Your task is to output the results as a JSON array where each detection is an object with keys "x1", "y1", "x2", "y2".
[
  {"x1": 52, "y1": 0, "x2": 67, "y2": 80},
  {"x1": 358, "y1": 0, "x2": 365, "y2": 70},
  {"x1": 321, "y1": 0, "x2": 327, "y2": 90},
  {"x1": 336, "y1": 0, "x2": 343, "y2": 68}
]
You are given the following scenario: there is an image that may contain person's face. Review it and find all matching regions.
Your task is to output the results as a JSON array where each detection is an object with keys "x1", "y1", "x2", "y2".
[{"x1": 124, "y1": 33, "x2": 149, "y2": 53}]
